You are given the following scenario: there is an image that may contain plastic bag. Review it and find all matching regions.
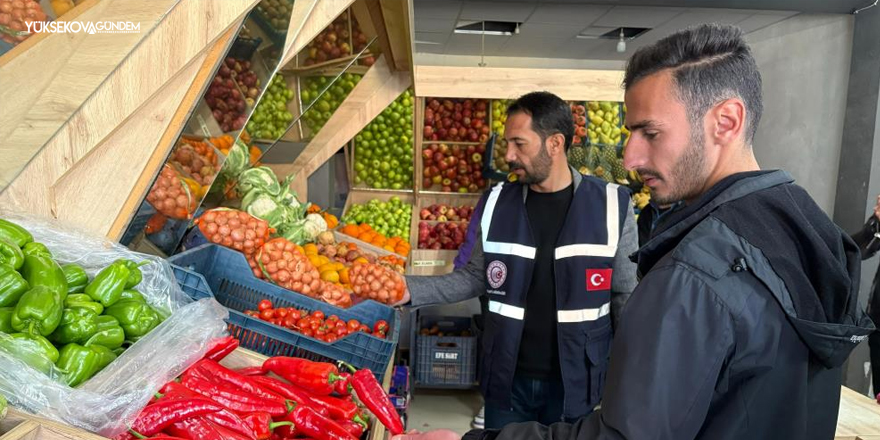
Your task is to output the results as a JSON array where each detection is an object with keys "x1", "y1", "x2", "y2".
[{"x1": 0, "y1": 210, "x2": 229, "y2": 437}]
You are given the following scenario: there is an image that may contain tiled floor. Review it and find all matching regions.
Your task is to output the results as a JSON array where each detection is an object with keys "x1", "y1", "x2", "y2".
[{"x1": 406, "y1": 388, "x2": 483, "y2": 435}]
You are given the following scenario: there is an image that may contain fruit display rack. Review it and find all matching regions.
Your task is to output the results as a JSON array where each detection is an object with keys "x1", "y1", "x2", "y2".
[{"x1": 407, "y1": 193, "x2": 480, "y2": 276}]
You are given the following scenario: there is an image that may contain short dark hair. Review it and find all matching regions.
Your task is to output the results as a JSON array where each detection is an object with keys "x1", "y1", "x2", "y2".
[
  {"x1": 507, "y1": 91, "x2": 574, "y2": 152},
  {"x1": 623, "y1": 23, "x2": 763, "y2": 146}
]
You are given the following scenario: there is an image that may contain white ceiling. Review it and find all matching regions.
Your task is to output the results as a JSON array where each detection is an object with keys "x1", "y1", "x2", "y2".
[{"x1": 414, "y1": 0, "x2": 800, "y2": 61}]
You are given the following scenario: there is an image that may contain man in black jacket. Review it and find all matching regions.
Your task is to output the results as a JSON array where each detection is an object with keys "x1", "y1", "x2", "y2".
[
  {"x1": 850, "y1": 194, "x2": 880, "y2": 398},
  {"x1": 394, "y1": 23, "x2": 874, "y2": 440}
]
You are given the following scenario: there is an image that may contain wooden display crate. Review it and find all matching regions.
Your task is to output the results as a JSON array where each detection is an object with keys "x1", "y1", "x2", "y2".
[
  {"x1": 0, "y1": 348, "x2": 394, "y2": 440},
  {"x1": 407, "y1": 193, "x2": 480, "y2": 276}
]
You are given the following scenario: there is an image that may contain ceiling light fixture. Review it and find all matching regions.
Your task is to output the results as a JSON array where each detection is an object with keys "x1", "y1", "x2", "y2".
[{"x1": 616, "y1": 28, "x2": 626, "y2": 53}]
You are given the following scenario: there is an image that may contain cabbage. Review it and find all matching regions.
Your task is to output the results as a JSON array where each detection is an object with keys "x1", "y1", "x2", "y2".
[
  {"x1": 238, "y1": 166, "x2": 282, "y2": 195},
  {"x1": 221, "y1": 139, "x2": 250, "y2": 177}
]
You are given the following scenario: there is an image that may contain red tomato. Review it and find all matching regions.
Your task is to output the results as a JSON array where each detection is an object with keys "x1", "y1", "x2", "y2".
[
  {"x1": 336, "y1": 326, "x2": 348, "y2": 336},
  {"x1": 288, "y1": 309, "x2": 301, "y2": 320},
  {"x1": 316, "y1": 327, "x2": 327, "y2": 337},
  {"x1": 347, "y1": 319, "x2": 360, "y2": 331},
  {"x1": 335, "y1": 320, "x2": 347, "y2": 329},
  {"x1": 276, "y1": 308, "x2": 289, "y2": 318},
  {"x1": 297, "y1": 318, "x2": 310, "y2": 329},
  {"x1": 302, "y1": 328, "x2": 314, "y2": 337},
  {"x1": 325, "y1": 333, "x2": 339, "y2": 343},
  {"x1": 260, "y1": 309, "x2": 275, "y2": 320},
  {"x1": 312, "y1": 310, "x2": 325, "y2": 320},
  {"x1": 327, "y1": 315, "x2": 339, "y2": 323},
  {"x1": 359, "y1": 324, "x2": 371, "y2": 333},
  {"x1": 375, "y1": 330, "x2": 387, "y2": 339},
  {"x1": 283, "y1": 315, "x2": 296, "y2": 328},
  {"x1": 258, "y1": 299, "x2": 273, "y2": 311},
  {"x1": 373, "y1": 320, "x2": 389, "y2": 334},
  {"x1": 310, "y1": 321, "x2": 320, "y2": 331}
]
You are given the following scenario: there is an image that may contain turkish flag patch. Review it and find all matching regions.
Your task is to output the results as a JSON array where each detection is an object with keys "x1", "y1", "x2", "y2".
[{"x1": 586, "y1": 269, "x2": 613, "y2": 291}]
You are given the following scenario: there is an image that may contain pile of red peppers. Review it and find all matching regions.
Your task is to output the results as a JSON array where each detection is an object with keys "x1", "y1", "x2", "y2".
[{"x1": 116, "y1": 336, "x2": 404, "y2": 440}]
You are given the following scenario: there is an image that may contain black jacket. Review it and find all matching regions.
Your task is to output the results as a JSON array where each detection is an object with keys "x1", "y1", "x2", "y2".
[
  {"x1": 850, "y1": 216, "x2": 880, "y2": 324},
  {"x1": 468, "y1": 170, "x2": 874, "y2": 440}
]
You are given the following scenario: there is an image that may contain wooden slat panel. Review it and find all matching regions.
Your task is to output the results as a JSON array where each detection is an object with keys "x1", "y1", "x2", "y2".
[
  {"x1": 414, "y1": 65, "x2": 625, "y2": 101},
  {"x1": 379, "y1": 0, "x2": 413, "y2": 72},
  {"x1": 0, "y1": 0, "x2": 180, "y2": 187},
  {"x1": 106, "y1": 28, "x2": 237, "y2": 240},
  {"x1": 836, "y1": 386, "x2": 880, "y2": 439},
  {"x1": 270, "y1": 54, "x2": 411, "y2": 200},
  {"x1": 0, "y1": 0, "x2": 256, "y2": 237}
]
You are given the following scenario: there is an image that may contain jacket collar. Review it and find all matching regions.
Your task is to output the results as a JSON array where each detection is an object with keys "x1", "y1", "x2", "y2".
[
  {"x1": 633, "y1": 170, "x2": 794, "y2": 273},
  {"x1": 520, "y1": 165, "x2": 582, "y2": 201}
]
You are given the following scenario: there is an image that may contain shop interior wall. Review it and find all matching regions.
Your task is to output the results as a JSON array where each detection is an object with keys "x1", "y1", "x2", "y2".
[{"x1": 745, "y1": 14, "x2": 854, "y2": 214}]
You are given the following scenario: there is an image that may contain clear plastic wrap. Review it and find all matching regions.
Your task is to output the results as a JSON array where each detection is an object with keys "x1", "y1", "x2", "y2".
[{"x1": 0, "y1": 210, "x2": 229, "y2": 437}]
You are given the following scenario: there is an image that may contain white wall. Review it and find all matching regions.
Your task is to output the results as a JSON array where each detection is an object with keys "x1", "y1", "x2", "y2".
[{"x1": 746, "y1": 14, "x2": 854, "y2": 214}]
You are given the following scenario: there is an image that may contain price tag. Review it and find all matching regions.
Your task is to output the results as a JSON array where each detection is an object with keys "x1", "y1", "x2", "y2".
[
  {"x1": 412, "y1": 260, "x2": 448, "y2": 267},
  {"x1": 197, "y1": 115, "x2": 211, "y2": 137}
]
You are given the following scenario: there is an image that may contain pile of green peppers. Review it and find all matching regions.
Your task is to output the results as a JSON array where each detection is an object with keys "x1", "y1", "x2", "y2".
[{"x1": 0, "y1": 219, "x2": 163, "y2": 388}]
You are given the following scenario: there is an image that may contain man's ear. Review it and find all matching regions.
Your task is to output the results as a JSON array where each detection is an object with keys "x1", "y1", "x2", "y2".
[{"x1": 711, "y1": 98, "x2": 746, "y2": 147}]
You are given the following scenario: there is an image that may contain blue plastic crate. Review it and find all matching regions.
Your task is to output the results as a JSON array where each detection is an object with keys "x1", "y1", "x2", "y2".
[
  {"x1": 168, "y1": 244, "x2": 399, "y2": 379},
  {"x1": 415, "y1": 316, "x2": 477, "y2": 388}
]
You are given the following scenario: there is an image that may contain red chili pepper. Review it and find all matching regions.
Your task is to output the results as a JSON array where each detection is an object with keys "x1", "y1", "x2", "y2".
[
  {"x1": 290, "y1": 405, "x2": 358, "y2": 440},
  {"x1": 337, "y1": 419, "x2": 366, "y2": 438},
  {"x1": 250, "y1": 376, "x2": 328, "y2": 416},
  {"x1": 242, "y1": 412, "x2": 293, "y2": 440},
  {"x1": 236, "y1": 366, "x2": 267, "y2": 376},
  {"x1": 203, "y1": 336, "x2": 239, "y2": 362},
  {"x1": 159, "y1": 382, "x2": 255, "y2": 440},
  {"x1": 190, "y1": 359, "x2": 284, "y2": 401},
  {"x1": 262, "y1": 357, "x2": 343, "y2": 395},
  {"x1": 334, "y1": 372, "x2": 352, "y2": 396},
  {"x1": 309, "y1": 394, "x2": 367, "y2": 426},
  {"x1": 167, "y1": 418, "x2": 252, "y2": 440},
  {"x1": 128, "y1": 398, "x2": 225, "y2": 437},
  {"x1": 145, "y1": 436, "x2": 188, "y2": 440},
  {"x1": 346, "y1": 366, "x2": 403, "y2": 435},
  {"x1": 181, "y1": 374, "x2": 290, "y2": 417}
]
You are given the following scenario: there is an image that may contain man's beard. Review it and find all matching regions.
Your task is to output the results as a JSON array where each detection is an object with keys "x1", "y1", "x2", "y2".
[
  {"x1": 508, "y1": 142, "x2": 553, "y2": 185},
  {"x1": 639, "y1": 127, "x2": 708, "y2": 205}
]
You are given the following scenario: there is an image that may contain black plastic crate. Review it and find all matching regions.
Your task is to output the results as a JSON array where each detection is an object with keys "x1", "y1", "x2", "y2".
[
  {"x1": 415, "y1": 316, "x2": 477, "y2": 388},
  {"x1": 168, "y1": 244, "x2": 399, "y2": 380}
]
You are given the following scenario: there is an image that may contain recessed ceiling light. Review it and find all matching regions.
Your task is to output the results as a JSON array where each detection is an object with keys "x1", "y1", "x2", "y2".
[{"x1": 455, "y1": 20, "x2": 520, "y2": 36}]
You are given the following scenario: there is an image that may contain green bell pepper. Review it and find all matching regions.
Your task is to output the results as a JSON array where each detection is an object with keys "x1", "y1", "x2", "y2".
[
  {"x1": 11, "y1": 286, "x2": 63, "y2": 336},
  {"x1": 90, "y1": 344, "x2": 117, "y2": 371},
  {"x1": 115, "y1": 259, "x2": 148, "y2": 289},
  {"x1": 0, "y1": 332, "x2": 59, "y2": 374},
  {"x1": 0, "y1": 264, "x2": 28, "y2": 308},
  {"x1": 118, "y1": 289, "x2": 145, "y2": 303},
  {"x1": 21, "y1": 254, "x2": 68, "y2": 302},
  {"x1": 103, "y1": 300, "x2": 159, "y2": 340},
  {"x1": 22, "y1": 242, "x2": 51, "y2": 258},
  {"x1": 61, "y1": 264, "x2": 88, "y2": 295},
  {"x1": 0, "y1": 307, "x2": 14, "y2": 334},
  {"x1": 56, "y1": 343, "x2": 101, "y2": 387},
  {"x1": 84, "y1": 315, "x2": 124, "y2": 349},
  {"x1": 84, "y1": 261, "x2": 129, "y2": 307},
  {"x1": 64, "y1": 294, "x2": 103, "y2": 315},
  {"x1": 49, "y1": 308, "x2": 98, "y2": 345},
  {"x1": 0, "y1": 219, "x2": 32, "y2": 248},
  {"x1": 0, "y1": 239, "x2": 23, "y2": 270}
]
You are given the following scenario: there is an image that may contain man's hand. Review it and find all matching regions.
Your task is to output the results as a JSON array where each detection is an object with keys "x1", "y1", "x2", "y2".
[
  {"x1": 873, "y1": 195, "x2": 880, "y2": 221},
  {"x1": 392, "y1": 429, "x2": 461, "y2": 440}
]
